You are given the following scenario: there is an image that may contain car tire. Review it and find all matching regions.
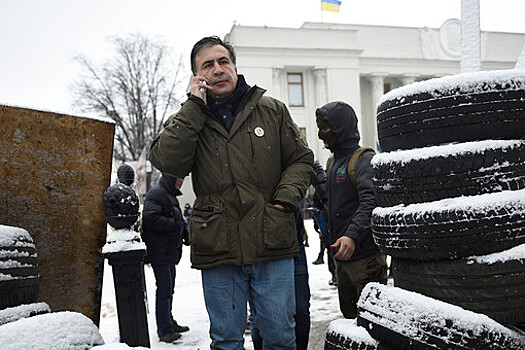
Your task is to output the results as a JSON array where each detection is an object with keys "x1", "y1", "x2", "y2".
[
  {"x1": 325, "y1": 318, "x2": 378, "y2": 350},
  {"x1": 372, "y1": 140, "x2": 525, "y2": 207},
  {"x1": 390, "y1": 244, "x2": 525, "y2": 325},
  {"x1": 357, "y1": 283, "x2": 525, "y2": 350},
  {"x1": 0, "y1": 225, "x2": 39, "y2": 310},
  {"x1": 0, "y1": 302, "x2": 50, "y2": 326},
  {"x1": 372, "y1": 189, "x2": 525, "y2": 260},
  {"x1": 377, "y1": 70, "x2": 525, "y2": 152}
]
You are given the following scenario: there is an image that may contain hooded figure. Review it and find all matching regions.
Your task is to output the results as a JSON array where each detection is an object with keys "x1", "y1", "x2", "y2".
[
  {"x1": 315, "y1": 101, "x2": 387, "y2": 319},
  {"x1": 143, "y1": 174, "x2": 184, "y2": 265},
  {"x1": 142, "y1": 174, "x2": 189, "y2": 342}
]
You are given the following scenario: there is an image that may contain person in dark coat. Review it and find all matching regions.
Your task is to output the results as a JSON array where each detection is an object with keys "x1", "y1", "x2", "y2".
[
  {"x1": 315, "y1": 101, "x2": 388, "y2": 319},
  {"x1": 183, "y1": 203, "x2": 192, "y2": 221},
  {"x1": 311, "y1": 161, "x2": 337, "y2": 286},
  {"x1": 142, "y1": 174, "x2": 189, "y2": 343}
]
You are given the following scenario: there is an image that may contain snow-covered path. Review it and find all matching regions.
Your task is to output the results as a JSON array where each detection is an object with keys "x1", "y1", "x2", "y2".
[{"x1": 99, "y1": 219, "x2": 341, "y2": 349}]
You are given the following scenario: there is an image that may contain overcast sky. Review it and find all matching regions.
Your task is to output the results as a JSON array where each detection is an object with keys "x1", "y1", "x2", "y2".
[{"x1": 1, "y1": 0, "x2": 525, "y2": 115}]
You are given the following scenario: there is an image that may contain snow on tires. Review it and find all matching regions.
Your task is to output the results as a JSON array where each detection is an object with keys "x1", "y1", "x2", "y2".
[
  {"x1": 376, "y1": 70, "x2": 525, "y2": 152},
  {"x1": 372, "y1": 188, "x2": 525, "y2": 260},
  {"x1": 372, "y1": 140, "x2": 525, "y2": 207},
  {"x1": 391, "y1": 244, "x2": 525, "y2": 324},
  {"x1": 357, "y1": 283, "x2": 525, "y2": 350},
  {"x1": 0, "y1": 225, "x2": 39, "y2": 310}
]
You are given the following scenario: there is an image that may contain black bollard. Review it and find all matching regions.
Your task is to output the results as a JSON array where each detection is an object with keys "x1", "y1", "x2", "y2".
[
  {"x1": 105, "y1": 249, "x2": 150, "y2": 347},
  {"x1": 102, "y1": 182, "x2": 150, "y2": 347}
]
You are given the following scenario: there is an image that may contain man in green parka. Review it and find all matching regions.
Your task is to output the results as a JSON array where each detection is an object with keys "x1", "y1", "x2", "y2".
[{"x1": 149, "y1": 36, "x2": 315, "y2": 349}]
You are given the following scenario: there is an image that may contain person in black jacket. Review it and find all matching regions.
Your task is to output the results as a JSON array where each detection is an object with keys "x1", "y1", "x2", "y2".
[
  {"x1": 142, "y1": 174, "x2": 190, "y2": 343},
  {"x1": 315, "y1": 101, "x2": 388, "y2": 319},
  {"x1": 311, "y1": 162, "x2": 337, "y2": 286}
]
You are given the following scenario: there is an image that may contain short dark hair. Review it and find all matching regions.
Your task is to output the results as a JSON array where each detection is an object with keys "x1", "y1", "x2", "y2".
[{"x1": 190, "y1": 36, "x2": 236, "y2": 75}]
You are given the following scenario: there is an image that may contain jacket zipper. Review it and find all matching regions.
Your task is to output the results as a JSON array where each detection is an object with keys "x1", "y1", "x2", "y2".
[{"x1": 247, "y1": 130, "x2": 256, "y2": 167}]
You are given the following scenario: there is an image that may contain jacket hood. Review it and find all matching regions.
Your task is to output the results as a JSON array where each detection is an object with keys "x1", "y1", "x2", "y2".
[
  {"x1": 160, "y1": 174, "x2": 181, "y2": 196},
  {"x1": 316, "y1": 101, "x2": 360, "y2": 154}
]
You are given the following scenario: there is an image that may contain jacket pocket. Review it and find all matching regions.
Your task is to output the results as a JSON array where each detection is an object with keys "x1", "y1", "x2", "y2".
[
  {"x1": 189, "y1": 208, "x2": 230, "y2": 255},
  {"x1": 263, "y1": 203, "x2": 296, "y2": 250}
]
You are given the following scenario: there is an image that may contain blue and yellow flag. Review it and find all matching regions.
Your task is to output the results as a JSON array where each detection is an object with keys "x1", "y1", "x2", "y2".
[{"x1": 321, "y1": 0, "x2": 341, "y2": 12}]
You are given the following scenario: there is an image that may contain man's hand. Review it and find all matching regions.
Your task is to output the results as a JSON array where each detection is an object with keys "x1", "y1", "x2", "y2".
[
  {"x1": 331, "y1": 236, "x2": 356, "y2": 261},
  {"x1": 190, "y1": 75, "x2": 212, "y2": 103}
]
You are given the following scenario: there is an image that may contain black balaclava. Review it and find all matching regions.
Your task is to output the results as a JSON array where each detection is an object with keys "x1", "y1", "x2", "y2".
[
  {"x1": 316, "y1": 117, "x2": 338, "y2": 151},
  {"x1": 315, "y1": 101, "x2": 360, "y2": 156}
]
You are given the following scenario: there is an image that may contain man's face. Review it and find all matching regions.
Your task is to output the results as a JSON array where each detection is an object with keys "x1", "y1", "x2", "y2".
[
  {"x1": 195, "y1": 45, "x2": 238, "y2": 100},
  {"x1": 175, "y1": 178, "x2": 184, "y2": 190}
]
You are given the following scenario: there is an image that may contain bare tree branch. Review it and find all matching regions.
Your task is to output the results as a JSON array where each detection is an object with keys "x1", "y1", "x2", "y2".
[{"x1": 72, "y1": 33, "x2": 188, "y2": 163}]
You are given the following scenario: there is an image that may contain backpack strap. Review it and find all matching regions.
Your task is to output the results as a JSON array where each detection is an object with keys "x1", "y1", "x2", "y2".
[
  {"x1": 325, "y1": 154, "x2": 334, "y2": 171},
  {"x1": 348, "y1": 147, "x2": 375, "y2": 188}
]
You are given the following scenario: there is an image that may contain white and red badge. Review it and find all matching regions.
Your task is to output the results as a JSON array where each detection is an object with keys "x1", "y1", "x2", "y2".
[{"x1": 254, "y1": 126, "x2": 265, "y2": 137}]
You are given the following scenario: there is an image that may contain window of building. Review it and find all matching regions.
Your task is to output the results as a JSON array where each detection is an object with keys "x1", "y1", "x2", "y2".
[{"x1": 287, "y1": 73, "x2": 304, "y2": 107}]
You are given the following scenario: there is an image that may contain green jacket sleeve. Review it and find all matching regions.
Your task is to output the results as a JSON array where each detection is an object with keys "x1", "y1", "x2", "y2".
[
  {"x1": 272, "y1": 101, "x2": 316, "y2": 211},
  {"x1": 149, "y1": 98, "x2": 207, "y2": 177}
]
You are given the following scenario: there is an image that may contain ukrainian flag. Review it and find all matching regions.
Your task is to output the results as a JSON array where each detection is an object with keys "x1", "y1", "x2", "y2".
[{"x1": 321, "y1": 0, "x2": 341, "y2": 12}]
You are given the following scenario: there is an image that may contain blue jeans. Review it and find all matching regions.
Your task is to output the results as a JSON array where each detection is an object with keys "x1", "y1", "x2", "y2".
[
  {"x1": 202, "y1": 258, "x2": 296, "y2": 350},
  {"x1": 251, "y1": 245, "x2": 310, "y2": 350},
  {"x1": 152, "y1": 264, "x2": 176, "y2": 338}
]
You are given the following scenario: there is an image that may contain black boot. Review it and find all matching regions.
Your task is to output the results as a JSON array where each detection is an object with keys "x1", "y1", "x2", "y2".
[{"x1": 173, "y1": 321, "x2": 189, "y2": 333}]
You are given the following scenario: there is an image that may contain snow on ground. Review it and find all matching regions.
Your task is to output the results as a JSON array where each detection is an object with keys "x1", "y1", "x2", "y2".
[{"x1": 98, "y1": 219, "x2": 341, "y2": 349}]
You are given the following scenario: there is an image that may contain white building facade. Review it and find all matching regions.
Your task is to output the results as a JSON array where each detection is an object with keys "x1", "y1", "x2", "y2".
[{"x1": 225, "y1": 20, "x2": 525, "y2": 165}]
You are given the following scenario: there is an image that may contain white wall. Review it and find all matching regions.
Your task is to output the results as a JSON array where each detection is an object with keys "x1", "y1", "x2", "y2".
[{"x1": 227, "y1": 21, "x2": 525, "y2": 163}]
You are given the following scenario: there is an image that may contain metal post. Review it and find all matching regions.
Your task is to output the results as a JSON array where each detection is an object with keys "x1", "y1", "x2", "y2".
[
  {"x1": 105, "y1": 249, "x2": 150, "y2": 348},
  {"x1": 102, "y1": 182, "x2": 149, "y2": 347}
]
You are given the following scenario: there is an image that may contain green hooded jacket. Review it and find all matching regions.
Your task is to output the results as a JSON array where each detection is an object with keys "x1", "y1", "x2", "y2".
[{"x1": 149, "y1": 86, "x2": 315, "y2": 269}]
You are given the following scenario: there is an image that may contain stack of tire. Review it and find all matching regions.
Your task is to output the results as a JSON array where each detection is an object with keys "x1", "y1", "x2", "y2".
[
  {"x1": 0, "y1": 224, "x2": 41, "y2": 312},
  {"x1": 354, "y1": 69, "x2": 525, "y2": 349},
  {"x1": 0, "y1": 224, "x2": 104, "y2": 348}
]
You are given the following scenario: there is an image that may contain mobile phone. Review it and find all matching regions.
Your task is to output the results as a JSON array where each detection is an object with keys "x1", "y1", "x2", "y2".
[{"x1": 199, "y1": 81, "x2": 206, "y2": 102}]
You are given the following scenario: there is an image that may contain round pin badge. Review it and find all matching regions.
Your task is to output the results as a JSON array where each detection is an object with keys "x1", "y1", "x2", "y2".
[{"x1": 254, "y1": 127, "x2": 265, "y2": 137}]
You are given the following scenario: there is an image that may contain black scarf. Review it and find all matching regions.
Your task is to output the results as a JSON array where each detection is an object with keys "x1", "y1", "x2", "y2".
[{"x1": 208, "y1": 75, "x2": 250, "y2": 132}]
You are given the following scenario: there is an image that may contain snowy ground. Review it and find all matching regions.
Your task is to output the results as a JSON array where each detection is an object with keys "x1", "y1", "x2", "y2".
[{"x1": 98, "y1": 219, "x2": 342, "y2": 349}]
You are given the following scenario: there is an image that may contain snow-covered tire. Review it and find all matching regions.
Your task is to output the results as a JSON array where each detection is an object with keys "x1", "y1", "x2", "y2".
[
  {"x1": 0, "y1": 225, "x2": 39, "y2": 310},
  {"x1": 391, "y1": 244, "x2": 525, "y2": 324},
  {"x1": 0, "y1": 311, "x2": 105, "y2": 349},
  {"x1": 372, "y1": 189, "x2": 525, "y2": 260},
  {"x1": 357, "y1": 283, "x2": 525, "y2": 350},
  {"x1": 372, "y1": 140, "x2": 525, "y2": 207},
  {"x1": 325, "y1": 318, "x2": 378, "y2": 350},
  {"x1": 377, "y1": 70, "x2": 525, "y2": 152},
  {"x1": 0, "y1": 302, "x2": 50, "y2": 326}
]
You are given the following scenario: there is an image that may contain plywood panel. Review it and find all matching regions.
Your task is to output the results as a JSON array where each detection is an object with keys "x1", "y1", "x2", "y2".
[{"x1": 0, "y1": 105, "x2": 115, "y2": 325}]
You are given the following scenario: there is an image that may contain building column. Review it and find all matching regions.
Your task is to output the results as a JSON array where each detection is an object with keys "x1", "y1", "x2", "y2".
[
  {"x1": 312, "y1": 68, "x2": 327, "y2": 108},
  {"x1": 272, "y1": 68, "x2": 284, "y2": 100},
  {"x1": 367, "y1": 73, "x2": 387, "y2": 149}
]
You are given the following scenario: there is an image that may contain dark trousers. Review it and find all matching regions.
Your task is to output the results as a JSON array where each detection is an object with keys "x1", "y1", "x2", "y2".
[
  {"x1": 251, "y1": 244, "x2": 311, "y2": 349},
  {"x1": 152, "y1": 264, "x2": 176, "y2": 338},
  {"x1": 336, "y1": 252, "x2": 387, "y2": 319},
  {"x1": 318, "y1": 241, "x2": 336, "y2": 277}
]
